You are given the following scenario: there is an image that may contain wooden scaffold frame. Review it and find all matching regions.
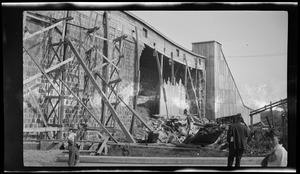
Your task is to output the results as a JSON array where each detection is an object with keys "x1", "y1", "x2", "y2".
[{"x1": 23, "y1": 10, "x2": 153, "y2": 144}]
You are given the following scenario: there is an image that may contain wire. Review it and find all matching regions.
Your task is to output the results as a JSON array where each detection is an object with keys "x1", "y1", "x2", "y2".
[{"x1": 226, "y1": 53, "x2": 287, "y2": 58}]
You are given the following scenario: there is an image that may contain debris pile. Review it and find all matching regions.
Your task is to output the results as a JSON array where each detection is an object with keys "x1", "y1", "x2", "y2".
[
  {"x1": 183, "y1": 123, "x2": 226, "y2": 145},
  {"x1": 141, "y1": 115, "x2": 226, "y2": 146}
]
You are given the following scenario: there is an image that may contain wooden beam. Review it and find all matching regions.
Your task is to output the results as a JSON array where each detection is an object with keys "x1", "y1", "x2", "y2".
[
  {"x1": 184, "y1": 55, "x2": 201, "y2": 118},
  {"x1": 171, "y1": 52, "x2": 175, "y2": 85},
  {"x1": 249, "y1": 98, "x2": 287, "y2": 116},
  {"x1": 23, "y1": 127, "x2": 63, "y2": 133},
  {"x1": 58, "y1": 10, "x2": 69, "y2": 139},
  {"x1": 130, "y1": 26, "x2": 140, "y2": 134},
  {"x1": 93, "y1": 34, "x2": 113, "y2": 42},
  {"x1": 56, "y1": 77, "x2": 118, "y2": 143},
  {"x1": 97, "y1": 137, "x2": 109, "y2": 154},
  {"x1": 23, "y1": 21, "x2": 63, "y2": 41},
  {"x1": 153, "y1": 50, "x2": 169, "y2": 119},
  {"x1": 23, "y1": 57, "x2": 74, "y2": 85},
  {"x1": 101, "y1": 11, "x2": 110, "y2": 125},
  {"x1": 23, "y1": 11, "x2": 27, "y2": 37},
  {"x1": 65, "y1": 37, "x2": 136, "y2": 143},
  {"x1": 270, "y1": 101, "x2": 274, "y2": 128}
]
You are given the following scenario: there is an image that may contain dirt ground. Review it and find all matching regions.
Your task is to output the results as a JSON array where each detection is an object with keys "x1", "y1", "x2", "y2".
[
  {"x1": 23, "y1": 145, "x2": 228, "y2": 167},
  {"x1": 23, "y1": 150, "x2": 62, "y2": 166}
]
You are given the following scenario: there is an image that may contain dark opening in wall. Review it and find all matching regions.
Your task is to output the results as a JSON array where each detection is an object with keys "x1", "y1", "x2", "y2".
[
  {"x1": 142, "y1": 28, "x2": 148, "y2": 38},
  {"x1": 176, "y1": 49, "x2": 179, "y2": 57},
  {"x1": 138, "y1": 45, "x2": 159, "y2": 117}
]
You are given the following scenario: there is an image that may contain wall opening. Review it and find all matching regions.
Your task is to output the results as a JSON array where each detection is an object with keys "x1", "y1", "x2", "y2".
[{"x1": 137, "y1": 45, "x2": 160, "y2": 118}]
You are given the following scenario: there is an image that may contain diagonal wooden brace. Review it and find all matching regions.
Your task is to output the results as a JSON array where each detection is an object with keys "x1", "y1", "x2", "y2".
[
  {"x1": 94, "y1": 72, "x2": 153, "y2": 132},
  {"x1": 65, "y1": 37, "x2": 136, "y2": 143},
  {"x1": 97, "y1": 137, "x2": 109, "y2": 155},
  {"x1": 23, "y1": 57, "x2": 74, "y2": 85},
  {"x1": 97, "y1": 50, "x2": 120, "y2": 71},
  {"x1": 23, "y1": 21, "x2": 63, "y2": 41},
  {"x1": 183, "y1": 55, "x2": 201, "y2": 117},
  {"x1": 57, "y1": 77, "x2": 118, "y2": 143},
  {"x1": 23, "y1": 47, "x2": 60, "y2": 95}
]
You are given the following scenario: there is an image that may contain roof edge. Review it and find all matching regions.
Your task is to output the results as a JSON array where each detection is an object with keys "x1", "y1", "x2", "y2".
[
  {"x1": 123, "y1": 11, "x2": 206, "y2": 59},
  {"x1": 192, "y1": 40, "x2": 222, "y2": 45}
]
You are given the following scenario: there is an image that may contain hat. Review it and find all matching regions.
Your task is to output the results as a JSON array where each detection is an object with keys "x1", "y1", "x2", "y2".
[{"x1": 70, "y1": 124, "x2": 78, "y2": 130}]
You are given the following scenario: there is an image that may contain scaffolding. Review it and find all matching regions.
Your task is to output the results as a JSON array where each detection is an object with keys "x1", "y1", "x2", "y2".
[{"x1": 23, "y1": 11, "x2": 153, "y2": 144}]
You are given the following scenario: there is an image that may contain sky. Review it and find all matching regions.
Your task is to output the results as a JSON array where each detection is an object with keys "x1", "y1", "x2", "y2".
[{"x1": 129, "y1": 11, "x2": 288, "y2": 109}]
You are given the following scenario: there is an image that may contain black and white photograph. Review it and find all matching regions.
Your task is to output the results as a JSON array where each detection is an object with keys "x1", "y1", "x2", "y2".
[{"x1": 3, "y1": 2, "x2": 297, "y2": 172}]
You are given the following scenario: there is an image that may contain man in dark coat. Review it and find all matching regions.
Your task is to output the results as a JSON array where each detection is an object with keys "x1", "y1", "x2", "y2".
[{"x1": 227, "y1": 113, "x2": 250, "y2": 167}]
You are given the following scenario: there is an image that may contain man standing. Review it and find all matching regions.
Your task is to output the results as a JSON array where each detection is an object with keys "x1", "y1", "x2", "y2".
[
  {"x1": 227, "y1": 113, "x2": 250, "y2": 167},
  {"x1": 184, "y1": 109, "x2": 194, "y2": 135},
  {"x1": 67, "y1": 124, "x2": 80, "y2": 166},
  {"x1": 261, "y1": 129, "x2": 287, "y2": 167}
]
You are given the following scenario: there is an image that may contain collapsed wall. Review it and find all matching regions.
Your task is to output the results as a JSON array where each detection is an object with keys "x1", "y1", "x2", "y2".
[{"x1": 23, "y1": 10, "x2": 206, "y2": 142}]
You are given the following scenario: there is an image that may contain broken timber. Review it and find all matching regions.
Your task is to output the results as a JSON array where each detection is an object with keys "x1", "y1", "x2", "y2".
[
  {"x1": 184, "y1": 54, "x2": 201, "y2": 118},
  {"x1": 153, "y1": 50, "x2": 169, "y2": 119}
]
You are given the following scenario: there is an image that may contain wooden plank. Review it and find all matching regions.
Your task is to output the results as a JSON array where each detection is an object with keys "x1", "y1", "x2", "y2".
[
  {"x1": 23, "y1": 57, "x2": 74, "y2": 85},
  {"x1": 93, "y1": 34, "x2": 112, "y2": 42},
  {"x1": 23, "y1": 21, "x2": 63, "y2": 41},
  {"x1": 65, "y1": 37, "x2": 135, "y2": 143},
  {"x1": 97, "y1": 137, "x2": 109, "y2": 154},
  {"x1": 23, "y1": 127, "x2": 63, "y2": 132}
]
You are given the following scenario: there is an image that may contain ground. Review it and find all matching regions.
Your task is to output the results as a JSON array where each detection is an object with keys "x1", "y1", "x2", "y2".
[
  {"x1": 23, "y1": 145, "x2": 227, "y2": 166},
  {"x1": 24, "y1": 150, "x2": 62, "y2": 166}
]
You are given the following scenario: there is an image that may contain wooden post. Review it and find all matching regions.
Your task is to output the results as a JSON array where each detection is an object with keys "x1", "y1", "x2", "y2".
[
  {"x1": 184, "y1": 55, "x2": 201, "y2": 118},
  {"x1": 270, "y1": 101, "x2": 274, "y2": 128},
  {"x1": 184, "y1": 61, "x2": 188, "y2": 90},
  {"x1": 101, "y1": 11, "x2": 110, "y2": 125},
  {"x1": 130, "y1": 26, "x2": 139, "y2": 134},
  {"x1": 250, "y1": 114, "x2": 253, "y2": 130},
  {"x1": 58, "y1": 10, "x2": 69, "y2": 139},
  {"x1": 154, "y1": 50, "x2": 169, "y2": 119},
  {"x1": 281, "y1": 103, "x2": 286, "y2": 148},
  {"x1": 171, "y1": 52, "x2": 175, "y2": 85},
  {"x1": 23, "y1": 11, "x2": 27, "y2": 37},
  {"x1": 195, "y1": 58, "x2": 199, "y2": 117}
]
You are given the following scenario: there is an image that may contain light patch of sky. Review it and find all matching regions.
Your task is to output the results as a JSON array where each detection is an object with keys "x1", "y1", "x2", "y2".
[{"x1": 129, "y1": 11, "x2": 287, "y2": 109}]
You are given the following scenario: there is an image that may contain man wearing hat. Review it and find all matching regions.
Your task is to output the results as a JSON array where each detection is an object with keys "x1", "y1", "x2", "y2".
[
  {"x1": 68, "y1": 124, "x2": 80, "y2": 166},
  {"x1": 227, "y1": 113, "x2": 250, "y2": 167}
]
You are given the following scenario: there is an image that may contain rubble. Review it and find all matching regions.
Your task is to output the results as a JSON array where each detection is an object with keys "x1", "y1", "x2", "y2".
[{"x1": 143, "y1": 115, "x2": 226, "y2": 146}]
